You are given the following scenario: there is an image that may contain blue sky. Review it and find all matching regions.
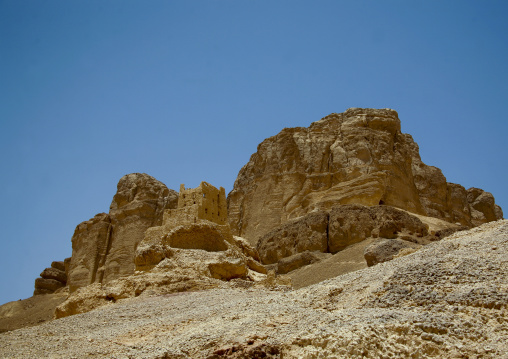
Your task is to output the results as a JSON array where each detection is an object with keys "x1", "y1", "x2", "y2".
[{"x1": 1, "y1": 1, "x2": 507, "y2": 305}]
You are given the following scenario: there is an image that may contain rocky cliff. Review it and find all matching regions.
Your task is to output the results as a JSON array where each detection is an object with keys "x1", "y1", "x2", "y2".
[
  {"x1": 228, "y1": 108, "x2": 503, "y2": 243},
  {"x1": 67, "y1": 173, "x2": 178, "y2": 292}
]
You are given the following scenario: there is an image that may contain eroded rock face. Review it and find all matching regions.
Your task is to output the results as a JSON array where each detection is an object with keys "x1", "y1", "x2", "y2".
[
  {"x1": 363, "y1": 238, "x2": 421, "y2": 266},
  {"x1": 67, "y1": 173, "x2": 178, "y2": 292},
  {"x1": 257, "y1": 211, "x2": 328, "y2": 265},
  {"x1": 257, "y1": 204, "x2": 429, "y2": 269},
  {"x1": 33, "y1": 260, "x2": 68, "y2": 295},
  {"x1": 329, "y1": 204, "x2": 428, "y2": 252},
  {"x1": 228, "y1": 108, "x2": 503, "y2": 244},
  {"x1": 4, "y1": 221, "x2": 507, "y2": 358}
]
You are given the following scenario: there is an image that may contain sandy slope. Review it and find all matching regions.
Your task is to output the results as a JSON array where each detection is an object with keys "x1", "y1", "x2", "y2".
[{"x1": 1, "y1": 220, "x2": 506, "y2": 358}]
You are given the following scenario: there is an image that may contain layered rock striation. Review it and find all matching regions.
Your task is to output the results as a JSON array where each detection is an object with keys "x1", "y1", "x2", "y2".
[
  {"x1": 67, "y1": 173, "x2": 178, "y2": 292},
  {"x1": 33, "y1": 261, "x2": 68, "y2": 296},
  {"x1": 228, "y1": 108, "x2": 503, "y2": 244}
]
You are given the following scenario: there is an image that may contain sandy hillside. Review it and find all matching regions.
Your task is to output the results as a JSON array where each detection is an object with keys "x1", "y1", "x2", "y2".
[{"x1": 0, "y1": 220, "x2": 506, "y2": 358}]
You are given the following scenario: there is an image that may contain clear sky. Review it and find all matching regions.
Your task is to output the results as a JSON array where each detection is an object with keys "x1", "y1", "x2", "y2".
[{"x1": 1, "y1": 1, "x2": 507, "y2": 305}]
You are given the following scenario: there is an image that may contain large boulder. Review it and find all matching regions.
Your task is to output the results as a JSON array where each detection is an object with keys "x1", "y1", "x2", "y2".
[
  {"x1": 34, "y1": 278, "x2": 65, "y2": 293},
  {"x1": 166, "y1": 223, "x2": 230, "y2": 252},
  {"x1": 256, "y1": 211, "x2": 328, "y2": 264},
  {"x1": 276, "y1": 251, "x2": 326, "y2": 274},
  {"x1": 39, "y1": 267, "x2": 66, "y2": 283},
  {"x1": 327, "y1": 204, "x2": 428, "y2": 253},
  {"x1": 67, "y1": 173, "x2": 178, "y2": 292},
  {"x1": 33, "y1": 260, "x2": 68, "y2": 296},
  {"x1": 363, "y1": 238, "x2": 421, "y2": 266},
  {"x1": 228, "y1": 108, "x2": 503, "y2": 244},
  {"x1": 256, "y1": 204, "x2": 428, "y2": 268}
]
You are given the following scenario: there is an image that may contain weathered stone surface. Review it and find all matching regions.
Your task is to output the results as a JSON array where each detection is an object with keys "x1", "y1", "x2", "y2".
[
  {"x1": 0, "y1": 293, "x2": 67, "y2": 332},
  {"x1": 51, "y1": 261, "x2": 65, "y2": 272},
  {"x1": 257, "y1": 211, "x2": 328, "y2": 264},
  {"x1": 256, "y1": 204, "x2": 428, "y2": 265},
  {"x1": 40, "y1": 267, "x2": 66, "y2": 284},
  {"x1": 228, "y1": 108, "x2": 503, "y2": 244},
  {"x1": 276, "y1": 251, "x2": 325, "y2": 274},
  {"x1": 164, "y1": 182, "x2": 228, "y2": 227},
  {"x1": 33, "y1": 288, "x2": 54, "y2": 296},
  {"x1": 208, "y1": 258, "x2": 248, "y2": 280},
  {"x1": 103, "y1": 173, "x2": 178, "y2": 283},
  {"x1": 363, "y1": 238, "x2": 421, "y2": 266},
  {"x1": 34, "y1": 278, "x2": 64, "y2": 293},
  {"x1": 4, "y1": 221, "x2": 507, "y2": 358},
  {"x1": 467, "y1": 187, "x2": 503, "y2": 226},
  {"x1": 134, "y1": 182, "x2": 255, "y2": 271},
  {"x1": 67, "y1": 213, "x2": 112, "y2": 292},
  {"x1": 166, "y1": 223, "x2": 230, "y2": 252},
  {"x1": 52, "y1": 182, "x2": 267, "y2": 319},
  {"x1": 232, "y1": 236, "x2": 261, "y2": 262},
  {"x1": 328, "y1": 204, "x2": 428, "y2": 253},
  {"x1": 33, "y1": 259, "x2": 69, "y2": 295},
  {"x1": 327, "y1": 204, "x2": 376, "y2": 252},
  {"x1": 67, "y1": 173, "x2": 178, "y2": 292}
]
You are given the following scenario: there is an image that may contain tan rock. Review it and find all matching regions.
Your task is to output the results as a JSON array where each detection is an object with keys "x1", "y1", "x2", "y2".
[
  {"x1": 276, "y1": 251, "x2": 327, "y2": 274},
  {"x1": 228, "y1": 108, "x2": 503, "y2": 244},
  {"x1": 67, "y1": 213, "x2": 112, "y2": 292},
  {"x1": 363, "y1": 238, "x2": 421, "y2": 266},
  {"x1": 256, "y1": 204, "x2": 428, "y2": 266},
  {"x1": 208, "y1": 258, "x2": 248, "y2": 280},
  {"x1": 4, "y1": 221, "x2": 507, "y2": 358},
  {"x1": 51, "y1": 261, "x2": 65, "y2": 272},
  {"x1": 56, "y1": 182, "x2": 267, "y2": 318},
  {"x1": 134, "y1": 182, "x2": 236, "y2": 270},
  {"x1": 467, "y1": 187, "x2": 502, "y2": 226},
  {"x1": 67, "y1": 173, "x2": 178, "y2": 292},
  {"x1": 34, "y1": 278, "x2": 64, "y2": 293},
  {"x1": 257, "y1": 211, "x2": 328, "y2": 264},
  {"x1": 39, "y1": 267, "x2": 66, "y2": 284},
  {"x1": 102, "y1": 173, "x2": 178, "y2": 283},
  {"x1": 166, "y1": 223, "x2": 230, "y2": 252}
]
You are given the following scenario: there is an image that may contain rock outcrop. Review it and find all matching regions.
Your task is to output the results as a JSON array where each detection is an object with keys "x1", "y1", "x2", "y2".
[
  {"x1": 2, "y1": 220, "x2": 507, "y2": 358},
  {"x1": 363, "y1": 238, "x2": 421, "y2": 266},
  {"x1": 67, "y1": 173, "x2": 178, "y2": 292},
  {"x1": 33, "y1": 261, "x2": 68, "y2": 295},
  {"x1": 55, "y1": 182, "x2": 267, "y2": 318},
  {"x1": 228, "y1": 108, "x2": 503, "y2": 244},
  {"x1": 257, "y1": 204, "x2": 430, "y2": 272}
]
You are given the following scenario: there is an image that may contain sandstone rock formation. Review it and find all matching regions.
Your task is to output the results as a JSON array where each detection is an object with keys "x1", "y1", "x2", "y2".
[
  {"x1": 67, "y1": 173, "x2": 178, "y2": 292},
  {"x1": 2, "y1": 220, "x2": 506, "y2": 358},
  {"x1": 134, "y1": 181, "x2": 257, "y2": 271},
  {"x1": 55, "y1": 182, "x2": 267, "y2": 318},
  {"x1": 33, "y1": 261, "x2": 68, "y2": 295},
  {"x1": 363, "y1": 237, "x2": 421, "y2": 266},
  {"x1": 257, "y1": 204, "x2": 430, "y2": 272},
  {"x1": 228, "y1": 108, "x2": 503, "y2": 244}
]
